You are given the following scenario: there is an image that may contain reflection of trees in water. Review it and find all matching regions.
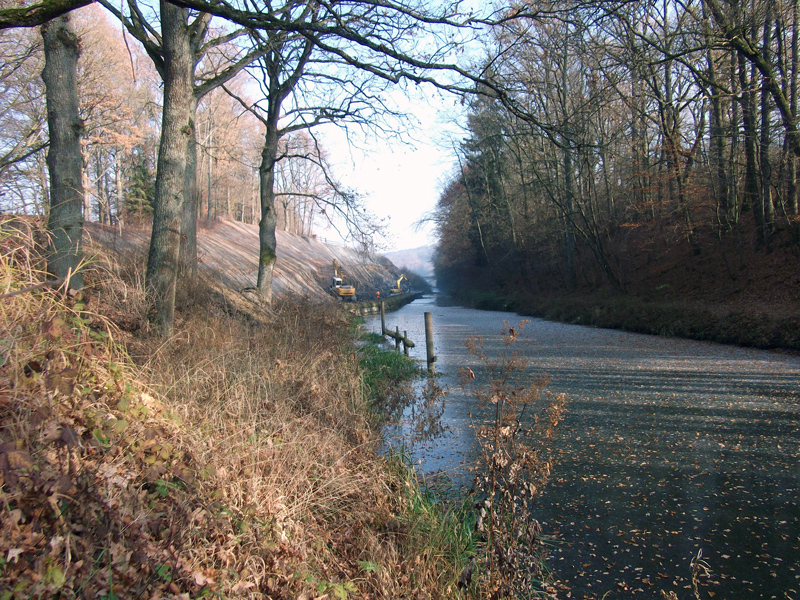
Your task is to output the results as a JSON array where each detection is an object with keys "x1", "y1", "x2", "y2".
[
  {"x1": 381, "y1": 376, "x2": 449, "y2": 455},
  {"x1": 408, "y1": 377, "x2": 448, "y2": 443}
]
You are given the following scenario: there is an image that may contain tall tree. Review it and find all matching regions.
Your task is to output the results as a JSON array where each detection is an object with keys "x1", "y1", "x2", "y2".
[
  {"x1": 228, "y1": 15, "x2": 391, "y2": 300},
  {"x1": 181, "y1": 30, "x2": 263, "y2": 278},
  {"x1": 759, "y1": 0, "x2": 776, "y2": 239},
  {"x1": 789, "y1": 0, "x2": 799, "y2": 214},
  {"x1": 0, "y1": 28, "x2": 46, "y2": 187},
  {"x1": 41, "y1": 13, "x2": 84, "y2": 289},
  {"x1": 705, "y1": 0, "x2": 800, "y2": 156},
  {"x1": 74, "y1": 6, "x2": 155, "y2": 226},
  {"x1": 98, "y1": 0, "x2": 264, "y2": 332},
  {"x1": 223, "y1": 25, "x2": 315, "y2": 301},
  {"x1": 144, "y1": 0, "x2": 194, "y2": 332}
]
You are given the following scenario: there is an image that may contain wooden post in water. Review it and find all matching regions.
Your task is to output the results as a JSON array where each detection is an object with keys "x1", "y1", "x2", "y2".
[
  {"x1": 424, "y1": 312, "x2": 435, "y2": 374},
  {"x1": 404, "y1": 331, "x2": 409, "y2": 356},
  {"x1": 395, "y1": 326, "x2": 400, "y2": 351},
  {"x1": 380, "y1": 301, "x2": 386, "y2": 338}
]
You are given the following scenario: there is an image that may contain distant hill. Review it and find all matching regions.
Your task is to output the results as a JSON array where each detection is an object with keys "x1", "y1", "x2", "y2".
[{"x1": 382, "y1": 245, "x2": 434, "y2": 278}]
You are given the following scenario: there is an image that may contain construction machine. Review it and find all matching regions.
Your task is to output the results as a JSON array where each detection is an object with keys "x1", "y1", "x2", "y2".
[
  {"x1": 390, "y1": 274, "x2": 408, "y2": 295},
  {"x1": 330, "y1": 259, "x2": 357, "y2": 301}
]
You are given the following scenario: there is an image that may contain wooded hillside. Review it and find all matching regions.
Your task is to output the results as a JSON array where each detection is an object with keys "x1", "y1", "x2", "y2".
[{"x1": 432, "y1": 0, "x2": 800, "y2": 347}]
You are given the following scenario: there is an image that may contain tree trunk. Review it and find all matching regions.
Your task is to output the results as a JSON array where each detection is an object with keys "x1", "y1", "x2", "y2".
[
  {"x1": 42, "y1": 14, "x2": 84, "y2": 290},
  {"x1": 789, "y1": 0, "x2": 799, "y2": 214},
  {"x1": 599, "y1": 144, "x2": 615, "y2": 221},
  {"x1": 37, "y1": 152, "x2": 49, "y2": 217},
  {"x1": 81, "y1": 155, "x2": 92, "y2": 221},
  {"x1": 145, "y1": 0, "x2": 193, "y2": 334},
  {"x1": 96, "y1": 153, "x2": 110, "y2": 224},
  {"x1": 256, "y1": 121, "x2": 279, "y2": 302},
  {"x1": 738, "y1": 50, "x2": 763, "y2": 241},
  {"x1": 728, "y1": 49, "x2": 741, "y2": 222},
  {"x1": 180, "y1": 94, "x2": 199, "y2": 280},
  {"x1": 563, "y1": 144, "x2": 576, "y2": 289},
  {"x1": 251, "y1": 177, "x2": 257, "y2": 225},
  {"x1": 115, "y1": 147, "x2": 123, "y2": 227},
  {"x1": 703, "y1": 5, "x2": 731, "y2": 227},
  {"x1": 206, "y1": 118, "x2": 213, "y2": 222},
  {"x1": 559, "y1": 26, "x2": 576, "y2": 289},
  {"x1": 759, "y1": 2, "x2": 776, "y2": 239}
]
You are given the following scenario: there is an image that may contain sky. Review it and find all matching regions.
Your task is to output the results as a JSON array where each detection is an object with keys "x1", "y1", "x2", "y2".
[{"x1": 321, "y1": 88, "x2": 468, "y2": 253}]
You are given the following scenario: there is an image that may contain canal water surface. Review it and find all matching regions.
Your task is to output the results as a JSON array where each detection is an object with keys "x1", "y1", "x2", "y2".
[{"x1": 364, "y1": 296, "x2": 800, "y2": 599}]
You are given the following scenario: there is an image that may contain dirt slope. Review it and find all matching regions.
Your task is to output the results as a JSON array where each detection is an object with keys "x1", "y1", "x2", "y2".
[{"x1": 86, "y1": 219, "x2": 399, "y2": 299}]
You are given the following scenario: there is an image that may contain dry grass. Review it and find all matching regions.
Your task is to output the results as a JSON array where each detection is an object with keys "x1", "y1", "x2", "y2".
[{"x1": 0, "y1": 217, "x2": 467, "y2": 599}]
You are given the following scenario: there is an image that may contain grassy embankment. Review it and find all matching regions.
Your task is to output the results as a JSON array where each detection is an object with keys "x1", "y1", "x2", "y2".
[{"x1": 0, "y1": 218, "x2": 474, "y2": 599}]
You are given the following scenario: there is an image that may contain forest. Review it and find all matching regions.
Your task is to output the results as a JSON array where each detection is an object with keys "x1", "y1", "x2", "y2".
[
  {"x1": 4, "y1": 0, "x2": 799, "y2": 338},
  {"x1": 2, "y1": 0, "x2": 464, "y2": 334},
  {"x1": 431, "y1": 0, "x2": 800, "y2": 345}
]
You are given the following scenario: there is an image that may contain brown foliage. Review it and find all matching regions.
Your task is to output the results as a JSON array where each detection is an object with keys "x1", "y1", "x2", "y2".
[
  {"x1": 0, "y1": 217, "x2": 460, "y2": 599},
  {"x1": 461, "y1": 321, "x2": 565, "y2": 598}
]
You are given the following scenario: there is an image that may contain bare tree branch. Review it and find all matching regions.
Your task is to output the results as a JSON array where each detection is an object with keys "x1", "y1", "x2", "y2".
[{"x1": 0, "y1": 0, "x2": 93, "y2": 30}]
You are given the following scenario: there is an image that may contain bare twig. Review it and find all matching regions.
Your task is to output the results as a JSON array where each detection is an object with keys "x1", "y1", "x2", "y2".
[{"x1": 0, "y1": 277, "x2": 63, "y2": 300}]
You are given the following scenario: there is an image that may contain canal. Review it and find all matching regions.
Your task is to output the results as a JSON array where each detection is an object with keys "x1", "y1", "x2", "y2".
[{"x1": 364, "y1": 296, "x2": 800, "y2": 599}]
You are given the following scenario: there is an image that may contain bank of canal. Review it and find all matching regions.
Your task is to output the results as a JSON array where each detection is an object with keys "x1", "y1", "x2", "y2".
[{"x1": 364, "y1": 296, "x2": 800, "y2": 599}]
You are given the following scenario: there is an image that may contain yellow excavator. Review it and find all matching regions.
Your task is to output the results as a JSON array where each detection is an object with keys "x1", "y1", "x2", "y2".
[
  {"x1": 330, "y1": 259, "x2": 357, "y2": 301},
  {"x1": 391, "y1": 274, "x2": 408, "y2": 295}
]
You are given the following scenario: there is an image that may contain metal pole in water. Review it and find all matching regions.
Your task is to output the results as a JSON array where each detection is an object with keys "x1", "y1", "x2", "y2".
[{"x1": 424, "y1": 312, "x2": 435, "y2": 374}]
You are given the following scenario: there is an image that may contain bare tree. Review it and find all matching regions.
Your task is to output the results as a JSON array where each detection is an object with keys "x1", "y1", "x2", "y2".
[
  {"x1": 225, "y1": 13, "x2": 395, "y2": 300},
  {"x1": 704, "y1": 0, "x2": 800, "y2": 156},
  {"x1": 98, "y1": 0, "x2": 265, "y2": 332},
  {"x1": 0, "y1": 29, "x2": 46, "y2": 186}
]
